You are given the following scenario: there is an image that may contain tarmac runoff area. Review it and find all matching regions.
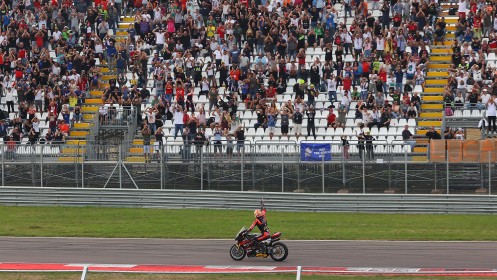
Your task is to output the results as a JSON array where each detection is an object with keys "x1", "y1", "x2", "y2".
[{"x1": 1, "y1": 238, "x2": 497, "y2": 276}]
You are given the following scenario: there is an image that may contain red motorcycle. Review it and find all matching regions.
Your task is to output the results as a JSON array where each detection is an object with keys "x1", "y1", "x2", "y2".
[{"x1": 229, "y1": 227, "x2": 289, "y2": 261}]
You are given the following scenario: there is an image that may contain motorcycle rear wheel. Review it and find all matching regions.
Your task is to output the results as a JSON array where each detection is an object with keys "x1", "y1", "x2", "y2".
[
  {"x1": 270, "y1": 242, "x2": 288, "y2": 261},
  {"x1": 230, "y1": 244, "x2": 246, "y2": 261}
]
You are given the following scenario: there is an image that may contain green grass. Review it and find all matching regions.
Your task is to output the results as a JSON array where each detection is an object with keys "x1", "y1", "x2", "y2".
[
  {"x1": 1, "y1": 206, "x2": 497, "y2": 240},
  {"x1": 0, "y1": 273, "x2": 496, "y2": 280}
]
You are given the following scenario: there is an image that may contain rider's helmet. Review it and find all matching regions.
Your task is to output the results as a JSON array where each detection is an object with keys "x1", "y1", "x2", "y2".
[{"x1": 254, "y1": 209, "x2": 262, "y2": 218}]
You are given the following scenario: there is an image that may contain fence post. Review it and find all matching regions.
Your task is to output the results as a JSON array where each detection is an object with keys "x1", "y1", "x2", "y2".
[
  {"x1": 446, "y1": 152, "x2": 450, "y2": 194},
  {"x1": 342, "y1": 147, "x2": 346, "y2": 188},
  {"x1": 160, "y1": 145, "x2": 164, "y2": 190},
  {"x1": 119, "y1": 145, "x2": 123, "y2": 189},
  {"x1": 322, "y1": 150, "x2": 325, "y2": 193},
  {"x1": 81, "y1": 144, "x2": 85, "y2": 188},
  {"x1": 404, "y1": 148, "x2": 408, "y2": 194},
  {"x1": 362, "y1": 150, "x2": 365, "y2": 194},
  {"x1": 1, "y1": 144, "x2": 4, "y2": 186},
  {"x1": 251, "y1": 143, "x2": 255, "y2": 190},
  {"x1": 297, "y1": 144, "x2": 301, "y2": 190},
  {"x1": 31, "y1": 148, "x2": 35, "y2": 186},
  {"x1": 40, "y1": 145, "x2": 43, "y2": 187},
  {"x1": 200, "y1": 145, "x2": 204, "y2": 191},
  {"x1": 75, "y1": 145, "x2": 79, "y2": 188},
  {"x1": 388, "y1": 146, "x2": 392, "y2": 188},
  {"x1": 489, "y1": 150, "x2": 491, "y2": 195},
  {"x1": 281, "y1": 147, "x2": 284, "y2": 192},
  {"x1": 241, "y1": 145, "x2": 244, "y2": 191}
]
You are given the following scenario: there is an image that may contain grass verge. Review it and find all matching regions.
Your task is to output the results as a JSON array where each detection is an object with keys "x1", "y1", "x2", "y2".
[{"x1": 1, "y1": 206, "x2": 497, "y2": 240}]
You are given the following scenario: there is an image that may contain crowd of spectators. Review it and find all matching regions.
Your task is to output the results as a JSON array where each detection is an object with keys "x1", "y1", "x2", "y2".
[
  {"x1": 0, "y1": 0, "x2": 110, "y2": 148},
  {"x1": 442, "y1": 0, "x2": 497, "y2": 135},
  {"x1": 89, "y1": 0, "x2": 445, "y2": 155},
  {"x1": 4, "y1": 0, "x2": 497, "y2": 159}
]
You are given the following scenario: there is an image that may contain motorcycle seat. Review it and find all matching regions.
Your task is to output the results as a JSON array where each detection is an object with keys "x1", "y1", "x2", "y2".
[{"x1": 271, "y1": 232, "x2": 281, "y2": 238}]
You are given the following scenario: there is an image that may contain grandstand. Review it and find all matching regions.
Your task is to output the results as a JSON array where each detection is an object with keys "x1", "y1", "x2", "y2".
[{"x1": 1, "y1": 0, "x2": 494, "y2": 165}]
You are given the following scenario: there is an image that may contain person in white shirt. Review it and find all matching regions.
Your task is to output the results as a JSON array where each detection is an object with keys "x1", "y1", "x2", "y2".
[
  {"x1": 344, "y1": 31, "x2": 353, "y2": 55},
  {"x1": 173, "y1": 105, "x2": 185, "y2": 140},
  {"x1": 52, "y1": 28, "x2": 62, "y2": 43},
  {"x1": 455, "y1": 71, "x2": 468, "y2": 99},
  {"x1": 480, "y1": 88, "x2": 491, "y2": 109},
  {"x1": 361, "y1": 108, "x2": 373, "y2": 127},
  {"x1": 327, "y1": 75, "x2": 337, "y2": 102},
  {"x1": 153, "y1": 28, "x2": 166, "y2": 53},
  {"x1": 486, "y1": 96, "x2": 497, "y2": 134},
  {"x1": 213, "y1": 47, "x2": 223, "y2": 68},
  {"x1": 458, "y1": 0, "x2": 467, "y2": 18},
  {"x1": 35, "y1": 88, "x2": 43, "y2": 113},
  {"x1": 146, "y1": 107, "x2": 158, "y2": 134},
  {"x1": 471, "y1": 64, "x2": 482, "y2": 83},
  {"x1": 221, "y1": 49, "x2": 230, "y2": 67},
  {"x1": 4, "y1": 87, "x2": 15, "y2": 114},
  {"x1": 353, "y1": 35, "x2": 363, "y2": 60},
  {"x1": 340, "y1": 90, "x2": 352, "y2": 112}
]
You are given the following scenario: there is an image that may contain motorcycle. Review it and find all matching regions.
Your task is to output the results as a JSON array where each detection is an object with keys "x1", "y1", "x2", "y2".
[{"x1": 229, "y1": 227, "x2": 289, "y2": 261}]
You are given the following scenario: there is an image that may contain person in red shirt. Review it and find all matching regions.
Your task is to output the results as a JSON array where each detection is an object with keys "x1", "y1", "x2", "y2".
[
  {"x1": 266, "y1": 85, "x2": 276, "y2": 99},
  {"x1": 14, "y1": 61, "x2": 24, "y2": 81},
  {"x1": 230, "y1": 66, "x2": 241, "y2": 81},
  {"x1": 35, "y1": 31, "x2": 45, "y2": 48},
  {"x1": 473, "y1": 14, "x2": 482, "y2": 39},
  {"x1": 216, "y1": 23, "x2": 225, "y2": 42},
  {"x1": 393, "y1": 13, "x2": 402, "y2": 28},
  {"x1": 175, "y1": 80, "x2": 185, "y2": 109},
  {"x1": 327, "y1": 108, "x2": 337, "y2": 128},
  {"x1": 379, "y1": 67, "x2": 387, "y2": 93},
  {"x1": 407, "y1": 20, "x2": 417, "y2": 35},
  {"x1": 58, "y1": 120, "x2": 70, "y2": 136},
  {"x1": 343, "y1": 75, "x2": 352, "y2": 91},
  {"x1": 361, "y1": 60, "x2": 370, "y2": 77}
]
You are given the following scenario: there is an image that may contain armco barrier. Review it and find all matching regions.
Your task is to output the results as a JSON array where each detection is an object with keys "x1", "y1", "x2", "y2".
[{"x1": 1, "y1": 187, "x2": 497, "y2": 214}]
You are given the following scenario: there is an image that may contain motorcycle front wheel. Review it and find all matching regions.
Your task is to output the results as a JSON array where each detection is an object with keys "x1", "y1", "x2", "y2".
[
  {"x1": 270, "y1": 242, "x2": 288, "y2": 261},
  {"x1": 230, "y1": 244, "x2": 246, "y2": 261}
]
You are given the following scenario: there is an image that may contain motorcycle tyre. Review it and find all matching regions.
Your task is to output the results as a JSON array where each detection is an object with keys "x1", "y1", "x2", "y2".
[
  {"x1": 230, "y1": 244, "x2": 246, "y2": 261},
  {"x1": 270, "y1": 242, "x2": 288, "y2": 262}
]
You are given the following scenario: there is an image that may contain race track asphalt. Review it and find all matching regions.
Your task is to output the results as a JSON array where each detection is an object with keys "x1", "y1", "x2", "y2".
[{"x1": 1, "y1": 237, "x2": 496, "y2": 268}]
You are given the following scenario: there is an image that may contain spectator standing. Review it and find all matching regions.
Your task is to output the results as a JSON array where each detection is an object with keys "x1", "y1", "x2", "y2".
[
  {"x1": 280, "y1": 109, "x2": 290, "y2": 139},
  {"x1": 364, "y1": 131, "x2": 375, "y2": 160},
  {"x1": 293, "y1": 107, "x2": 303, "y2": 139},
  {"x1": 486, "y1": 96, "x2": 497, "y2": 134},
  {"x1": 306, "y1": 106, "x2": 316, "y2": 139},
  {"x1": 142, "y1": 124, "x2": 152, "y2": 163},
  {"x1": 402, "y1": 125, "x2": 416, "y2": 152},
  {"x1": 173, "y1": 105, "x2": 185, "y2": 140}
]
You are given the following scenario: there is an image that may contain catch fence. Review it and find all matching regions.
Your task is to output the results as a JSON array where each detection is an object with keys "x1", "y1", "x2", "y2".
[{"x1": 1, "y1": 139, "x2": 496, "y2": 194}]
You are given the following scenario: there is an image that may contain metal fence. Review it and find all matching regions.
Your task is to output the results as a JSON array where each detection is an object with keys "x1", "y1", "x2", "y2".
[
  {"x1": 3, "y1": 187, "x2": 497, "y2": 213},
  {"x1": 0, "y1": 141, "x2": 495, "y2": 194}
]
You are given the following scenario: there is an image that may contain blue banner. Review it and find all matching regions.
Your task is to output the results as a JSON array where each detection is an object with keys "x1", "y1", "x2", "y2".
[{"x1": 300, "y1": 143, "x2": 332, "y2": 161}]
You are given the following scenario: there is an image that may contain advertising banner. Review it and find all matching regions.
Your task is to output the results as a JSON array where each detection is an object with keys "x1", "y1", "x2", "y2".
[{"x1": 300, "y1": 143, "x2": 332, "y2": 161}]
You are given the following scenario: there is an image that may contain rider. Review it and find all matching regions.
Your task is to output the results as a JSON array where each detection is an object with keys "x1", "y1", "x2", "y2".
[{"x1": 247, "y1": 203, "x2": 270, "y2": 253}]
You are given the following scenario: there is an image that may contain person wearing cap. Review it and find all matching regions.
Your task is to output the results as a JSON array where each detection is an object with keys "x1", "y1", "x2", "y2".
[{"x1": 306, "y1": 84, "x2": 317, "y2": 107}]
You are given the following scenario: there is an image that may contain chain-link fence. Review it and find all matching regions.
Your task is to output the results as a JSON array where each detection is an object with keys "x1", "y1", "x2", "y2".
[{"x1": 1, "y1": 140, "x2": 496, "y2": 194}]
